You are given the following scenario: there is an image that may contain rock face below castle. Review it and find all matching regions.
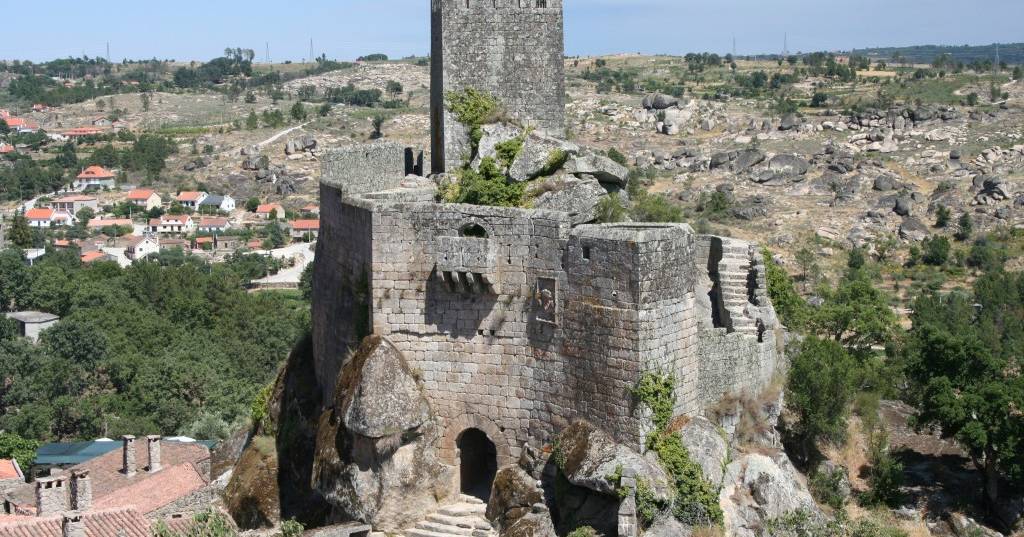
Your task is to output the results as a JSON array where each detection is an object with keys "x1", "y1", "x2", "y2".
[{"x1": 311, "y1": 144, "x2": 783, "y2": 508}]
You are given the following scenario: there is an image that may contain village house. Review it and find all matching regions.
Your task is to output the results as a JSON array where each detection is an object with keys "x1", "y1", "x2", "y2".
[
  {"x1": 197, "y1": 194, "x2": 235, "y2": 213},
  {"x1": 50, "y1": 195, "x2": 98, "y2": 215},
  {"x1": 31, "y1": 104, "x2": 49, "y2": 113},
  {"x1": 197, "y1": 216, "x2": 230, "y2": 234},
  {"x1": 3, "y1": 312, "x2": 59, "y2": 343},
  {"x1": 175, "y1": 192, "x2": 207, "y2": 210},
  {"x1": 91, "y1": 116, "x2": 113, "y2": 127},
  {"x1": 255, "y1": 203, "x2": 285, "y2": 220},
  {"x1": 87, "y1": 218, "x2": 133, "y2": 231},
  {"x1": 0, "y1": 143, "x2": 14, "y2": 155},
  {"x1": 24, "y1": 208, "x2": 73, "y2": 228},
  {"x1": 159, "y1": 238, "x2": 191, "y2": 253},
  {"x1": 3, "y1": 117, "x2": 39, "y2": 134},
  {"x1": 149, "y1": 214, "x2": 194, "y2": 235},
  {"x1": 64, "y1": 127, "x2": 105, "y2": 140},
  {"x1": 74, "y1": 166, "x2": 116, "y2": 191},
  {"x1": 2, "y1": 436, "x2": 214, "y2": 530},
  {"x1": 80, "y1": 251, "x2": 112, "y2": 264},
  {"x1": 124, "y1": 236, "x2": 160, "y2": 262},
  {"x1": 0, "y1": 459, "x2": 24, "y2": 497},
  {"x1": 301, "y1": 204, "x2": 320, "y2": 215},
  {"x1": 126, "y1": 189, "x2": 162, "y2": 211},
  {"x1": 288, "y1": 219, "x2": 320, "y2": 241}
]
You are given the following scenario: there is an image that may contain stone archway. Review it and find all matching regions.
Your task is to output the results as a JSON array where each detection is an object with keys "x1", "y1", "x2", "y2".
[{"x1": 456, "y1": 428, "x2": 498, "y2": 501}]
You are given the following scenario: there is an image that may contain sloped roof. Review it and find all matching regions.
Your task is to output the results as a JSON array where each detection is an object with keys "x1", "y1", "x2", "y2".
[
  {"x1": 92, "y1": 463, "x2": 207, "y2": 515},
  {"x1": 24, "y1": 208, "x2": 53, "y2": 220},
  {"x1": 289, "y1": 219, "x2": 320, "y2": 231},
  {"x1": 256, "y1": 203, "x2": 283, "y2": 214},
  {"x1": 0, "y1": 459, "x2": 22, "y2": 480},
  {"x1": 126, "y1": 189, "x2": 156, "y2": 200},
  {"x1": 199, "y1": 195, "x2": 224, "y2": 206},
  {"x1": 175, "y1": 191, "x2": 205, "y2": 202},
  {"x1": 0, "y1": 507, "x2": 151, "y2": 537},
  {"x1": 77, "y1": 166, "x2": 114, "y2": 180}
]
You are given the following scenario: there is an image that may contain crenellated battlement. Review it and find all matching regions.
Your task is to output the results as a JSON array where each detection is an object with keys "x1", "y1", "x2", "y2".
[{"x1": 433, "y1": 0, "x2": 561, "y2": 11}]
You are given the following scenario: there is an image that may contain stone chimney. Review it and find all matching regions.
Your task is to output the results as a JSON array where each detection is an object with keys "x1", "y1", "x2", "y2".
[
  {"x1": 146, "y1": 435, "x2": 161, "y2": 473},
  {"x1": 70, "y1": 470, "x2": 91, "y2": 511},
  {"x1": 61, "y1": 512, "x2": 86, "y2": 537},
  {"x1": 34, "y1": 475, "x2": 69, "y2": 516},
  {"x1": 122, "y1": 435, "x2": 136, "y2": 476}
]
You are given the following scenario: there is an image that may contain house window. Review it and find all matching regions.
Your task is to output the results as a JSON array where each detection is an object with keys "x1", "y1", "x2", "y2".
[{"x1": 582, "y1": 246, "x2": 591, "y2": 260}]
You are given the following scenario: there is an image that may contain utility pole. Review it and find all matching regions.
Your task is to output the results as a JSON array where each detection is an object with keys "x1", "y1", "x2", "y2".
[
  {"x1": 310, "y1": 38, "x2": 315, "y2": 63},
  {"x1": 106, "y1": 42, "x2": 110, "y2": 63},
  {"x1": 266, "y1": 42, "x2": 270, "y2": 64},
  {"x1": 995, "y1": 43, "x2": 1001, "y2": 73},
  {"x1": 732, "y1": 36, "x2": 736, "y2": 58},
  {"x1": 783, "y1": 33, "x2": 789, "y2": 58}
]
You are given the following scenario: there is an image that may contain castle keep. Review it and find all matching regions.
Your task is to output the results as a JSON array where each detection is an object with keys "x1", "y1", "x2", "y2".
[
  {"x1": 313, "y1": 147, "x2": 781, "y2": 472},
  {"x1": 430, "y1": 0, "x2": 566, "y2": 172}
]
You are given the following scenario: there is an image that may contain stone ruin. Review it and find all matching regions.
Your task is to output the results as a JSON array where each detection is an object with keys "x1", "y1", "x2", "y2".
[
  {"x1": 309, "y1": 142, "x2": 783, "y2": 528},
  {"x1": 303, "y1": 0, "x2": 788, "y2": 532}
]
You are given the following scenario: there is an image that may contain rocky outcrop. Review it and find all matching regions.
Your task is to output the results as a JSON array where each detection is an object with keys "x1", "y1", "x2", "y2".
[
  {"x1": 487, "y1": 466, "x2": 556, "y2": 537},
  {"x1": 508, "y1": 132, "x2": 579, "y2": 182},
  {"x1": 563, "y1": 154, "x2": 630, "y2": 186},
  {"x1": 531, "y1": 175, "x2": 608, "y2": 225},
  {"x1": 678, "y1": 417, "x2": 729, "y2": 487},
  {"x1": 312, "y1": 336, "x2": 452, "y2": 532},
  {"x1": 224, "y1": 436, "x2": 280, "y2": 530},
  {"x1": 473, "y1": 123, "x2": 524, "y2": 169},
  {"x1": 719, "y1": 452, "x2": 822, "y2": 537}
]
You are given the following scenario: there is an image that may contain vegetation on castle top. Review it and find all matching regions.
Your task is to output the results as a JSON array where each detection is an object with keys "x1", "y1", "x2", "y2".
[
  {"x1": 445, "y1": 87, "x2": 502, "y2": 156},
  {"x1": 441, "y1": 157, "x2": 525, "y2": 208},
  {"x1": 494, "y1": 135, "x2": 524, "y2": 171}
]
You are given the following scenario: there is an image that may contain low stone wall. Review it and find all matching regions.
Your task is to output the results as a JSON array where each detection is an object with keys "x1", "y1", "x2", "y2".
[{"x1": 696, "y1": 328, "x2": 779, "y2": 409}]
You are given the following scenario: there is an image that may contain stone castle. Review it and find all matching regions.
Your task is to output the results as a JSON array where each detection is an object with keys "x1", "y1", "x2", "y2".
[
  {"x1": 430, "y1": 0, "x2": 566, "y2": 173},
  {"x1": 310, "y1": 0, "x2": 782, "y2": 510}
]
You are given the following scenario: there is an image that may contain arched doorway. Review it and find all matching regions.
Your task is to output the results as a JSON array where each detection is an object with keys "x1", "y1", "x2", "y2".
[{"x1": 457, "y1": 428, "x2": 498, "y2": 501}]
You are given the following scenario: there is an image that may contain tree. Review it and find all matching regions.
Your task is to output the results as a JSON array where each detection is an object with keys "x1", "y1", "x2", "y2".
[
  {"x1": 1013, "y1": 65, "x2": 1023, "y2": 81},
  {"x1": 246, "y1": 110, "x2": 259, "y2": 130},
  {"x1": 955, "y1": 213, "x2": 973, "y2": 241},
  {"x1": 794, "y1": 247, "x2": 818, "y2": 291},
  {"x1": 386, "y1": 80, "x2": 403, "y2": 99},
  {"x1": 813, "y1": 269, "x2": 898, "y2": 355},
  {"x1": 921, "y1": 236, "x2": 950, "y2": 266},
  {"x1": 0, "y1": 432, "x2": 40, "y2": 467},
  {"x1": 245, "y1": 197, "x2": 261, "y2": 212},
  {"x1": 371, "y1": 114, "x2": 385, "y2": 139},
  {"x1": 0, "y1": 249, "x2": 30, "y2": 311},
  {"x1": 318, "y1": 102, "x2": 333, "y2": 117},
  {"x1": 935, "y1": 205, "x2": 951, "y2": 228},
  {"x1": 56, "y1": 142, "x2": 79, "y2": 170},
  {"x1": 0, "y1": 119, "x2": 9, "y2": 135},
  {"x1": 786, "y1": 336, "x2": 858, "y2": 463},
  {"x1": 902, "y1": 273, "x2": 1024, "y2": 507},
  {"x1": 140, "y1": 92, "x2": 151, "y2": 112},
  {"x1": 244, "y1": 91, "x2": 257, "y2": 104},
  {"x1": 8, "y1": 215, "x2": 33, "y2": 249},
  {"x1": 264, "y1": 221, "x2": 286, "y2": 249},
  {"x1": 298, "y1": 262, "x2": 314, "y2": 301},
  {"x1": 290, "y1": 102, "x2": 307, "y2": 122}
]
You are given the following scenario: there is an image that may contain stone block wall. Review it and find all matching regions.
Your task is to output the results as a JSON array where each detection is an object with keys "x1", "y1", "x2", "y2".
[
  {"x1": 430, "y1": 0, "x2": 565, "y2": 172},
  {"x1": 697, "y1": 328, "x2": 779, "y2": 408},
  {"x1": 321, "y1": 143, "x2": 421, "y2": 197}
]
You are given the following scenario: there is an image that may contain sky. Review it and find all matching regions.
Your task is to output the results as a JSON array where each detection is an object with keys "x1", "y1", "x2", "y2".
[{"x1": 0, "y1": 0, "x2": 1022, "y2": 63}]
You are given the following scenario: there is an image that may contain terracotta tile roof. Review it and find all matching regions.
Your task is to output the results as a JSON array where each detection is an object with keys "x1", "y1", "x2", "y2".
[
  {"x1": 65, "y1": 127, "x2": 104, "y2": 137},
  {"x1": 77, "y1": 166, "x2": 114, "y2": 180},
  {"x1": 0, "y1": 507, "x2": 151, "y2": 537},
  {"x1": 126, "y1": 189, "x2": 156, "y2": 200},
  {"x1": 175, "y1": 191, "x2": 204, "y2": 202},
  {"x1": 256, "y1": 203, "x2": 283, "y2": 214},
  {"x1": 92, "y1": 463, "x2": 207, "y2": 515},
  {"x1": 289, "y1": 219, "x2": 320, "y2": 231},
  {"x1": 52, "y1": 195, "x2": 96, "y2": 203},
  {"x1": 0, "y1": 459, "x2": 21, "y2": 480},
  {"x1": 87, "y1": 218, "x2": 132, "y2": 229},
  {"x1": 199, "y1": 217, "x2": 228, "y2": 227},
  {"x1": 80, "y1": 251, "x2": 108, "y2": 263},
  {"x1": 24, "y1": 208, "x2": 53, "y2": 220},
  {"x1": 0, "y1": 144, "x2": 14, "y2": 154},
  {"x1": 4, "y1": 117, "x2": 38, "y2": 130},
  {"x1": 53, "y1": 240, "x2": 70, "y2": 248},
  {"x1": 161, "y1": 215, "x2": 192, "y2": 225}
]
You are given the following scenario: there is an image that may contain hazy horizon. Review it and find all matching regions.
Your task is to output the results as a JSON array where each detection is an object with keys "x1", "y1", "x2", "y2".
[{"x1": 0, "y1": 0, "x2": 1022, "y2": 63}]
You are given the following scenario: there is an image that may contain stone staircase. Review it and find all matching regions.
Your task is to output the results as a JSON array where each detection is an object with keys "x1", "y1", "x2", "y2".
[
  {"x1": 717, "y1": 239, "x2": 758, "y2": 336},
  {"x1": 403, "y1": 495, "x2": 496, "y2": 537}
]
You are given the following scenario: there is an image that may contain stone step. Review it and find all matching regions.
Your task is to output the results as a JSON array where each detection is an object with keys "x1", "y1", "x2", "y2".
[
  {"x1": 416, "y1": 521, "x2": 474, "y2": 536},
  {"x1": 427, "y1": 514, "x2": 491, "y2": 531},
  {"x1": 439, "y1": 504, "x2": 487, "y2": 518},
  {"x1": 407, "y1": 529, "x2": 455, "y2": 537},
  {"x1": 458, "y1": 494, "x2": 485, "y2": 505}
]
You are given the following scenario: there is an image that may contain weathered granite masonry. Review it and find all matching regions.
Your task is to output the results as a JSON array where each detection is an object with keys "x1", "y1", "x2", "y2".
[
  {"x1": 430, "y1": 0, "x2": 566, "y2": 173},
  {"x1": 313, "y1": 151, "x2": 782, "y2": 474}
]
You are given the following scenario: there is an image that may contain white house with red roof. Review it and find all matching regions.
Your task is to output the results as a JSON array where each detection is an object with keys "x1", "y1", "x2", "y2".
[
  {"x1": 175, "y1": 191, "x2": 207, "y2": 210},
  {"x1": 125, "y1": 236, "x2": 160, "y2": 262},
  {"x1": 148, "y1": 214, "x2": 194, "y2": 235},
  {"x1": 24, "y1": 208, "x2": 74, "y2": 228},
  {"x1": 288, "y1": 219, "x2": 320, "y2": 240},
  {"x1": 255, "y1": 203, "x2": 285, "y2": 220},
  {"x1": 197, "y1": 216, "x2": 230, "y2": 234},
  {"x1": 126, "y1": 189, "x2": 162, "y2": 211},
  {"x1": 74, "y1": 166, "x2": 116, "y2": 191}
]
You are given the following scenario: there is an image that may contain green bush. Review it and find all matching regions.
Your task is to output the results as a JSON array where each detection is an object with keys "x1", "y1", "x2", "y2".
[
  {"x1": 443, "y1": 157, "x2": 524, "y2": 208},
  {"x1": 809, "y1": 467, "x2": 848, "y2": 510},
  {"x1": 566, "y1": 527, "x2": 598, "y2": 537},
  {"x1": 595, "y1": 193, "x2": 627, "y2": 224},
  {"x1": 786, "y1": 337, "x2": 858, "y2": 463},
  {"x1": 250, "y1": 383, "x2": 275, "y2": 435},
  {"x1": 921, "y1": 236, "x2": 950, "y2": 266},
  {"x1": 494, "y1": 136, "x2": 524, "y2": 170},
  {"x1": 607, "y1": 147, "x2": 629, "y2": 166},
  {"x1": 763, "y1": 249, "x2": 812, "y2": 330},
  {"x1": 446, "y1": 88, "x2": 501, "y2": 156},
  {"x1": 859, "y1": 433, "x2": 904, "y2": 508}
]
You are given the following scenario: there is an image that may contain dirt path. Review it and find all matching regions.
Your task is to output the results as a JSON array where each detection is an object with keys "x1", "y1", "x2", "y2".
[{"x1": 257, "y1": 122, "x2": 312, "y2": 148}]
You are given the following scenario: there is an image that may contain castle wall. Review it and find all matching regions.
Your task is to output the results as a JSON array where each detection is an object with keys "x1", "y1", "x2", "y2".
[
  {"x1": 430, "y1": 0, "x2": 566, "y2": 172},
  {"x1": 321, "y1": 143, "x2": 421, "y2": 197},
  {"x1": 697, "y1": 328, "x2": 780, "y2": 409}
]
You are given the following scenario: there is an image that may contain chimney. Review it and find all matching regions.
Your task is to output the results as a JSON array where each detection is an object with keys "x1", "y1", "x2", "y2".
[
  {"x1": 61, "y1": 512, "x2": 86, "y2": 537},
  {"x1": 34, "y1": 475, "x2": 69, "y2": 516},
  {"x1": 146, "y1": 435, "x2": 162, "y2": 473},
  {"x1": 122, "y1": 435, "x2": 136, "y2": 476},
  {"x1": 70, "y1": 470, "x2": 91, "y2": 511}
]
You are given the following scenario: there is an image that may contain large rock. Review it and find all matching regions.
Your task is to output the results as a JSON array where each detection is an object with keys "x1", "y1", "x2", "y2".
[
  {"x1": 312, "y1": 336, "x2": 451, "y2": 532},
  {"x1": 564, "y1": 154, "x2": 630, "y2": 187},
  {"x1": 643, "y1": 93, "x2": 678, "y2": 110},
  {"x1": 733, "y1": 148, "x2": 766, "y2": 171},
  {"x1": 779, "y1": 114, "x2": 802, "y2": 131},
  {"x1": 224, "y1": 436, "x2": 280, "y2": 529},
  {"x1": 768, "y1": 154, "x2": 810, "y2": 176},
  {"x1": 719, "y1": 452, "x2": 822, "y2": 537},
  {"x1": 678, "y1": 417, "x2": 729, "y2": 486},
  {"x1": 508, "y1": 133, "x2": 579, "y2": 182},
  {"x1": 487, "y1": 466, "x2": 556, "y2": 537},
  {"x1": 472, "y1": 123, "x2": 524, "y2": 170},
  {"x1": 554, "y1": 420, "x2": 673, "y2": 502},
  {"x1": 645, "y1": 514, "x2": 692, "y2": 537},
  {"x1": 899, "y1": 216, "x2": 929, "y2": 241},
  {"x1": 532, "y1": 175, "x2": 609, "y2": 225}
]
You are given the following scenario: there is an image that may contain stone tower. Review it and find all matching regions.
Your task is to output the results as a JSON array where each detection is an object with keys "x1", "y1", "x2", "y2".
[{"x1": 430, "y1": 0, "x2": 566, "y2": 173}]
